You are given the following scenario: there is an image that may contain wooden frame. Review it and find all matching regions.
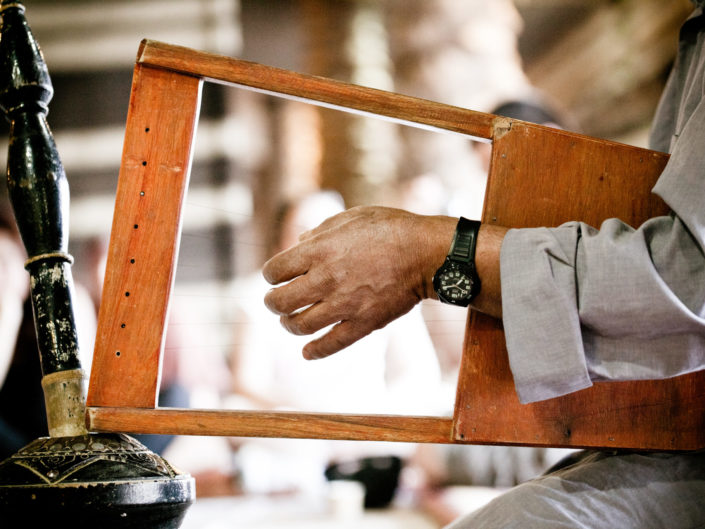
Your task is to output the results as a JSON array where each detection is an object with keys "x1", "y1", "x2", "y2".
[{"x1": 87, "y1": 40, "x2": 705, "y2": 450}]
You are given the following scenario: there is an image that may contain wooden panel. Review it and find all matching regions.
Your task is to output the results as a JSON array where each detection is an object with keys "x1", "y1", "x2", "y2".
[
  {"x1": 136, "y1": 39, "x2": 496, "y2": 142},
  {"x1": 87, "y1": 65, "x2": 202, "y2": 408},
  {"x1": 453, "y1": 121, "x2": 705, "y2": 450},
  {"x1": 86, "y1": 407, "x2": 455, "y2": 444}
]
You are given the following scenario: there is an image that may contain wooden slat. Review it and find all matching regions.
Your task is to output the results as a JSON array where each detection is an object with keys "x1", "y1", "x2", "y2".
[
  {"x1": 86, "y1": 407, "x2": 455, "y2": 444},
  {"x1": 136, "y1": 39, "x2": 496, "y2": 142},
  {"x1": 87, "y1": 65, "x2": 202, "y2": 408},
  {"x1": 453, "y1": 121, "x2": 705, "y2": 451}
]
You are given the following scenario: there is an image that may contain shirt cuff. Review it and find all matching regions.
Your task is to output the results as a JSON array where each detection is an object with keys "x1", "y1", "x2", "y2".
[{"x1": 499, "y1": 226, "x2": 593, "y2": 403}]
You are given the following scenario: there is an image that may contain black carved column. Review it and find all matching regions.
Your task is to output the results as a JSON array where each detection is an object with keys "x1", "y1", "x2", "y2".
[
  {"x1": 0, "y1": 0, "x2": 86, "y2": 439},
  {"x1": 0, "y1": 3, "x2": 194, "y2": 527}
]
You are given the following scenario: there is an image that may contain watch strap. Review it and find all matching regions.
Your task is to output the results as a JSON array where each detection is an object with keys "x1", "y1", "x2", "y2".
[{"x1": 448, "y1": 217, "x2": 480, "y2": 264}]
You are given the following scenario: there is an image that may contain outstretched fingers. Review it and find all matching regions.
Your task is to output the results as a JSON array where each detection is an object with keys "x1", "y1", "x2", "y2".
[{"x1": 264, "y1": 279, "x2": 318, "y2": 317}]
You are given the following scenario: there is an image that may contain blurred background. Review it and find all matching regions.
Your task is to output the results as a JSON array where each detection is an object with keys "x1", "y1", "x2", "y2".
[{"x1": 0, "y1": 0, "x2": 694, "y2": 527}]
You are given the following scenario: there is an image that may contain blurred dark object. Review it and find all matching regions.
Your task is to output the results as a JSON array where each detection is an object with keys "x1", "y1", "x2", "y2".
[
  {"x1": 0, "y1": 299, "x2": 46, "y2": 460},
  {"x1": 492, "y1": 99, "x2": 570, "y2": 129},
  {"x1": 325, "y1": 455, "x2": 402, "y2": 508}
]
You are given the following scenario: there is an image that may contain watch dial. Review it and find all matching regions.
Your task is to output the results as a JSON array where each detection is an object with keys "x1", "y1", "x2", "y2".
[{"x1": 438, "y1": 270, "x2": 473, "y2": 301}]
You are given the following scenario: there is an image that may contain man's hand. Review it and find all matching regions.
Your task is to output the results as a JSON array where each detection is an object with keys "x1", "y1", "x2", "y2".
[{"x1": 262, "y1": 206, "x2": 457, "y2": 360}]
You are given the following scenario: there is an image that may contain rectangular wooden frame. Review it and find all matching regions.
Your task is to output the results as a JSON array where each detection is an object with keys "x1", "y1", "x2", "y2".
[{"x1": 87, "y1": 40, "x2": 705, "y2": 450}]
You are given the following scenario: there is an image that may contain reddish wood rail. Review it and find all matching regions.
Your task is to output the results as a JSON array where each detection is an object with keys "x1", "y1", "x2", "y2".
[
  {"x1": 136, "y1": 40, "x2": 496, "y2": 142},
  {"x1": 87, "y1": 40, "x2": 705, "y2": 451},
  {"x1": 88, "y1": 63, "x2": 202, "y2": 408},
  {"x1": 87, "y1": 408, "x2": 455, "y2": 444}
]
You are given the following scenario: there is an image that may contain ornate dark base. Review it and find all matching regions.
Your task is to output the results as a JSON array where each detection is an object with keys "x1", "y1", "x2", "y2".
[{"x1": 0, "y1": 433, "x2": 195, "y2": 529}]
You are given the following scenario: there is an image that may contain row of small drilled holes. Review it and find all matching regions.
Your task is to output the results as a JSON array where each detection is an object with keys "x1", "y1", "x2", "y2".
[{"x1": 116, "y1": 126, "x2": 150, "y2": 359}]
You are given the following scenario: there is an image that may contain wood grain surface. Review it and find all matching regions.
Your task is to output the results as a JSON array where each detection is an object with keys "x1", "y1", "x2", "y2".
[
  {"x1": 136, "y1": 39, "x2": 496, "y2": 142},
  {"x1": 87, "y1": 407, "x2": 454, "y2": 444},
  {"x1": 87, "y1": 65, "x2": 202, "y2": 408}
]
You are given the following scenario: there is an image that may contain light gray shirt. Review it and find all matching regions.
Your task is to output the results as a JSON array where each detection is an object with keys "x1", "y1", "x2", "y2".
[{"x1": 500, "y1": 7, "x2": 705, "y2": 404}]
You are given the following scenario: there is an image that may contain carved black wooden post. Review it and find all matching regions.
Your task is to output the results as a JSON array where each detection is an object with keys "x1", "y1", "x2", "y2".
[
  {"x1": 0, "y1": 3, "x2": 194, "y2": 526},
  {"x1": 0, "y1": 0, "x2": 87, "y2": 439}
]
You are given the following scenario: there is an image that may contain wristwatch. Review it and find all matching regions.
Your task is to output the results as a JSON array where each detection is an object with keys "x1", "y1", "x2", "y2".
[{"x1": 432, "y1": 217, "x2": 481, "y2": 307}]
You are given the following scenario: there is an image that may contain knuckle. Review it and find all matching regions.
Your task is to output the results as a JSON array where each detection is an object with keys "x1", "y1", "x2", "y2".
[
  {"x1": 280, "y1": 315, "x2": 296, "y2": 334},
  {"x1": 330, "y1": 333, "x2": 348, "y2": 351},
  {"x1": 294, "y1": 315, "x2": 314, "y2": 335},
  {"x1": 282, "y1": 313, "x2": 313, "y2": 336}
]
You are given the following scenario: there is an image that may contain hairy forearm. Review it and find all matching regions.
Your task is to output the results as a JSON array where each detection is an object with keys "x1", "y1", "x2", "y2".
[{"x1": 263, "y1": 207, "x2": 507, "y2": 359}]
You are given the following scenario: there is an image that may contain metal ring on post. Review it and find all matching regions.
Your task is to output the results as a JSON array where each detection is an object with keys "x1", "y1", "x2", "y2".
[
  {"x1": 0, "y1": 3, "x2": 24, "y2": 14},
  {"x1": 24, "y1": 251, "x2": 74, "y2": 268}
]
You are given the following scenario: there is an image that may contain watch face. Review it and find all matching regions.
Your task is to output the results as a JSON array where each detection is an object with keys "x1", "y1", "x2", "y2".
[
  {"x1": 437, "y1": 269, "x2": 474, "y2": 302},
  {"x1": 433, "y1": 259, "x2": 478, "y2": 306}
]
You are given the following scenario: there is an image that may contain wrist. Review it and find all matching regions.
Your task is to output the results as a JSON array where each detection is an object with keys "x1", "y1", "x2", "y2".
[
  {"x1": 431, "y1": 217, "x2": 482, "y2": 307},
  {"x1": 415, "y1": 215, "x2": 458, "y2": 301},
  {"x1": 417, "y1": 217, "x2": 507, "y2": 318},
  {"x1": 471, "y1": 223, "x2": 508, "y2": 318}
]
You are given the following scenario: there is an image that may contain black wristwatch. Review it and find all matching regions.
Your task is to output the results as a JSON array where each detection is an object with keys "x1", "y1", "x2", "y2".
[{"x1": 432, "y1": 217, "x2": 481, "y2": 307}]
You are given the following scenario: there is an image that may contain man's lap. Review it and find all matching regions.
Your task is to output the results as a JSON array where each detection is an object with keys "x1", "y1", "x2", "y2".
[{"x1": 445, "y1": 450, "x2": 705, "y2": 529}]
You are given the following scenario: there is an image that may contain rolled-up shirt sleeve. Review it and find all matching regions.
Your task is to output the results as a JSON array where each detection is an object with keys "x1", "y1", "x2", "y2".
[
  {"x1": 501, "y1": 215, "x2": 705, "y2": 404},
  {"x1": 500, "y1": 101, "x2": 705, "y2": 403},
  {"x1": 500, "y1": 225, "x2": 591, "y2": 403}
]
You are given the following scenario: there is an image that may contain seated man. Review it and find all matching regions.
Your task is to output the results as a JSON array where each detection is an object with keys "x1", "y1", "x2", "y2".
[{"x1": 262, "y1": 2, "x2": 705, "y2": 527}]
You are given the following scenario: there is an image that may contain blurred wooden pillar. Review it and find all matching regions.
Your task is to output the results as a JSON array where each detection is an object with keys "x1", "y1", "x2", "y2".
[
  {"x1": 526, "y1": 0, "x2": 692, "y2": 139},
  {"x1": 385, "y1": 0, "x2": 529, "y2": 216},
  {"x1": 302, "y1": 0, "x2": 398, "y2": 206}
]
